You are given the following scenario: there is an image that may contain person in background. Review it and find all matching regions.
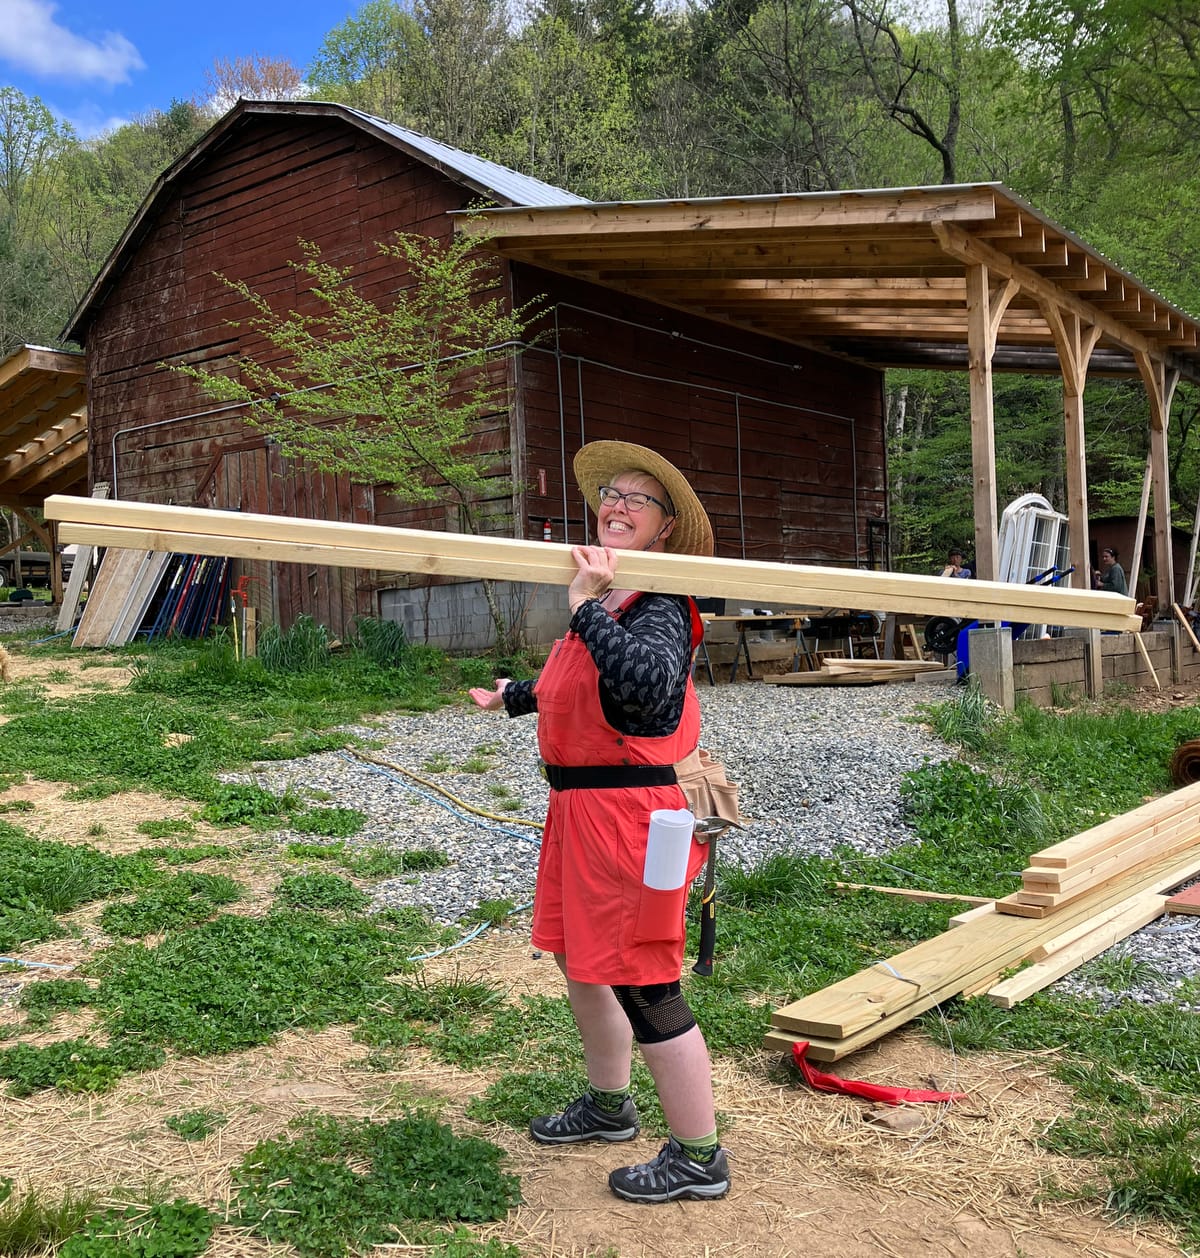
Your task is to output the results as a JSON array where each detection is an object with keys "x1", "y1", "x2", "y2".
[
  {"x1": 469, "y1": 440, "x2": 730, "y2": 1204},
  {"x1": 1094, "y1": 547, "x2": 1129, "y2": 596},
  {"x1": 940, "y1": 548, "x2": 972, "y2": 579}
]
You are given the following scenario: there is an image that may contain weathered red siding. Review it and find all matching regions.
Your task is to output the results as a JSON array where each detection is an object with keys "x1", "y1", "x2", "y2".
[
  {"x1": 80, "y1": 114, "x2": 487, "y2": 633},
  {"x1": 511, "y1": 271, "x2": 886, "y2": 567}
]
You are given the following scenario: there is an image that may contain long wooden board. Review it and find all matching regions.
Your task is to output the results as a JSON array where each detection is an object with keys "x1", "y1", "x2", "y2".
[
  {"x1": 72, "y1": 547, "x2": 152, "y2": 648},
  {"x1": 1016, "y1": 801, "x2": 1200, "y2": 895},
  {"x1": 55, "y1": 481, "x2": 109, "y2": 633},
  {"x1": 767, "y1": 844, "x2": 1200, "y2": 1048},
  {"x1": 43, "y1": 495, "x2": 1142, "y2": 633},
  {"x1": 985, "y1": 893, "x2": 1167, "y2": 1008}
]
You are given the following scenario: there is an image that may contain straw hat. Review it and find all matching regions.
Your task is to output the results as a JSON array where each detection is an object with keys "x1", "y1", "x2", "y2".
[{"x1": 573, "y1": 440, "x2": 714, "y2": 557}]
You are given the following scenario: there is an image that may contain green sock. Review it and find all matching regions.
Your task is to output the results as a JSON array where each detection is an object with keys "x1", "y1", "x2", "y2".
[
  {"x1": 673, "y1": 1130, "x2": 719, "y2": 1163},
  {"x1": 588, "y1": 1084, "x2": 631, "y2": 1114}
]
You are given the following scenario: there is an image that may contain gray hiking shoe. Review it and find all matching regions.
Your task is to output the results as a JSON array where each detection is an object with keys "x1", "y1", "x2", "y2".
[
  {"x1": 530, "y1": 1093, "x2": 639, "y2": 1144},
  {"x1": 608, "y1": 1137, "x2": 731, "y2": 1203}
]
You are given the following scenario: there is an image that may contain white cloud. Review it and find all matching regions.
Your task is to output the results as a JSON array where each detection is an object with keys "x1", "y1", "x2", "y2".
[{"x1": 0, "y1": 0, "x2": 144, "y2": 86}]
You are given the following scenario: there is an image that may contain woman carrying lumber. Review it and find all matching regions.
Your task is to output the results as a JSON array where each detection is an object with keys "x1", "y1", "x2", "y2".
[{"x1": 470, "y1": 440, "x2": 730, "y2": 1204}]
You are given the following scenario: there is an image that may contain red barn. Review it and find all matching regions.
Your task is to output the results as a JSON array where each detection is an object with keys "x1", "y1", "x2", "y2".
[{"x1": 63, "y1": 100, "x2": 890, "y2": 646}]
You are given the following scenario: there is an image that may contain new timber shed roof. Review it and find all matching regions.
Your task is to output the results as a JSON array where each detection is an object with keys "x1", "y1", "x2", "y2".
[
  {"x1": 0, "y1": 346, "x2": 87, "y2": 510},
  {"x1": 458, "y1": 184, "x2": 1200, "y2": 385}
]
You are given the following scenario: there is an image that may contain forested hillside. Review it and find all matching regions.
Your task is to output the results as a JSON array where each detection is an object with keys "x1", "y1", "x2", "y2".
[{"x1": 3, "y1": 0, "x2": 1198, "y2": 569}]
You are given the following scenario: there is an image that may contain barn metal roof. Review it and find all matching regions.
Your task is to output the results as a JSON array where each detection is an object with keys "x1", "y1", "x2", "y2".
[
  {"x1": 63, "y1": 99, "x2": 587, "y2": 344},
  {"x1": 340, "y1": 107, "x2": 589, "y2": 208}
]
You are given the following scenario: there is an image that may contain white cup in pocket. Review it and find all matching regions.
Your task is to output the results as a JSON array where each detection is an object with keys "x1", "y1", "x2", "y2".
[{"x1": 642, "y1": 808, "x2": 695, "y2": 891}]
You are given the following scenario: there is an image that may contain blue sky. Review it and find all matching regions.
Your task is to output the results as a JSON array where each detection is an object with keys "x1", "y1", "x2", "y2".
[{"x1": 0, "y1": 0, "x2": 362, "y2": 137}]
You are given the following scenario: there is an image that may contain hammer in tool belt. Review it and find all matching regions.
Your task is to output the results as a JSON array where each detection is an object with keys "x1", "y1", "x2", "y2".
[{"x1": 691, "y1": 815, "x2": 739, "y2": 976}]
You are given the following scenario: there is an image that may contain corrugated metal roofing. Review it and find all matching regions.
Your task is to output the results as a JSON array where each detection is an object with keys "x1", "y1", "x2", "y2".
[{"x1": 344, "y1": 108, "x2": 591, "y2": 207}]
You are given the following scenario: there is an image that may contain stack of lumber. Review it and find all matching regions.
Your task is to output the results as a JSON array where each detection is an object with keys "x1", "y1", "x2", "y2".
[
  {"x1": 995, "y1": 781, "x2": 1200, "y2": 918},
  {"x1": 764, "y1": 659, "x2": 948, "y2": 686},
  {"x1": 763, "y1": 783, "x2": 1200, "y2": 1062}
]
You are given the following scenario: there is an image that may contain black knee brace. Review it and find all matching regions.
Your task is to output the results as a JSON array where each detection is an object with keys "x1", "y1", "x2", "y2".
[{"x1": 611, "y1": 981, "x2": 697, "y2": 1044}]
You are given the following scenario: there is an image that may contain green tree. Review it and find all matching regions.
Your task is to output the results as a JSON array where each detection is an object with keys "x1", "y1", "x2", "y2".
[
  {"x1": 308, "y1": 0, "x2": 430, "y2": 122},
  {"x1": 485, "y1": 16, "x2": 649, "y2": 197},
  {"x1": 173, "y1": 231, "x2": 544, "y2": 647},
  {"x1": 0, "y1": 88, "x2": 73, "y2": 241}
]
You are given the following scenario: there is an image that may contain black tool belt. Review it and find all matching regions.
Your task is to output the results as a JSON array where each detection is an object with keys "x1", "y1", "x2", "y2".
[{"x1": 542, "y1": 762, "x2": 678, "y2": 791}]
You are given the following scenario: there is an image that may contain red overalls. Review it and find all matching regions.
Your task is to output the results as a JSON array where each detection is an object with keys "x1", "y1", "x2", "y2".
[{"x1": 531, "y1": 595, "x2": 707, "y2": 985}]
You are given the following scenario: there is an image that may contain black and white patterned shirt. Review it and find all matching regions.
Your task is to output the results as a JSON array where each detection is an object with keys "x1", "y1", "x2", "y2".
[{"x1": 502, "y1": 593, "x2": 693, "y2": 737}]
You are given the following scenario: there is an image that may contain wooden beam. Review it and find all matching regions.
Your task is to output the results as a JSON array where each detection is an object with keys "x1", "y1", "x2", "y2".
[
  {"x1": 1130, "y1": 452, "x2": 1152, "y2": 604},
  {"x1": 965, "y1": 264, "x2": 1016, "y2": 581},
  {"x1": 932, "y1": 221, "x2": 1158, "y2": 359},
  {"x1": 1137, "y1": 353, "x2": 1179, "y2": 612},
  {"x1": 1040, "y1": 305, "x2": 1102, "y2": 589},
  {"x1": 43, "y1": 495, "x2": 1144, "y2": 632},
  {"x1": 459, "y1": 187, "x2": 1001, "y2": 241},
  {"x1": 986, "y1": 893, "x2": 1167, "y2": 1008},
  {"x1": 764, "y1": 844, "x2": 1200, "y2": 1059}
]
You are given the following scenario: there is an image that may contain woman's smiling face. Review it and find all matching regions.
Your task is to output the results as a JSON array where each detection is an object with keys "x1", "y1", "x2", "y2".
[{"x1": 596, "y1": 471, "x2": 676, "y2": 552}]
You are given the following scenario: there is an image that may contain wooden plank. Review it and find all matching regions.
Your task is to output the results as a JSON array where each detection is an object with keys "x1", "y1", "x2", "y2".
[
  {"x1": 1016, "y1": 800, "x2": 1200, "y2": 894},
  {"x1": 107, "y1": 550, "x2": 174, "y2": 645},
  {"x1": 986, "y1": 894, "x2": 1166, "y2": 1008},
  {"x1": 1174, "y1": 603, "x2": 1200, "y2": 654},
  {"x1": 835, "y1": 883, "x2": 993, "y2": 906},
  {"x1": 767, "y1": 844, "x2": 1200, "y2": 1046},
  {"x1": 43, "y1": 496, "x2": 1143, "y2": 633},
  {"x1": 1027, "y1": 895, "x2": 1162, "y2": 962},
  {"x1": 1027, "y1": 781, "x2": 1200, "y2": 869},
  {"x1": 55, "y1": 482, "x2": 110, "y2": 633},
  {"x1": 1134, "y1": 632, "x2": 1160, "y2": 688},
  {"x1": 72, "y1": 548, "x2": 153, "y2": 648},
  {"x1": 762, "y1": 671, "x2": 882, "y2": 686},
  {"x1": 949, "y1": 902, "x2": 996, "y2": 928}
]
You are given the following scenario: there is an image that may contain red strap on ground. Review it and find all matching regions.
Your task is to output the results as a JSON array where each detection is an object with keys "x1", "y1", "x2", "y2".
[{"x1": 791, "y1": 1041, "x2": 968, "y2": 1105}]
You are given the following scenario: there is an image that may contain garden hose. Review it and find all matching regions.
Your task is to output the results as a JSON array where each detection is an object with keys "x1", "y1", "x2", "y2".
[
  {"x1": 347, "y1": 748, "x2": 544, "y2": 828},
  {"x1": 1169, "y1": 738, "x2": 1200, "y2": 786}
]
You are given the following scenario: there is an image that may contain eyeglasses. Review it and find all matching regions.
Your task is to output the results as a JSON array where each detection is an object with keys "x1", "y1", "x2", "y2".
[{"x1": 598, "y1": 486, "x2": 672, "y2": 514}]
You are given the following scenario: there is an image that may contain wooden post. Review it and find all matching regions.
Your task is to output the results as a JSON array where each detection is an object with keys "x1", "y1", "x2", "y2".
[
  {"x1": 1174, "y1": 603, "x2": 1200, "y2": 655},
  {"x1": 1133, "y1": 632, "x2": 1161, "y2": 689},
  {"x1": 969, "y1": 625, "x2": 1014, "y2": 711},
  {"x1": 963, "y1": 266, "x2": 1017, "y2": 582},
  {"x1": 1075, "y1": 627, "x2": 1103, "y2": 699},
  {"x1": 1040, "y1": 305, "x2": 1101, "y2": 590},
  {"x1": 1184, "y1": 484, "x2": 1200, "y2": 607},
  {"x1": 1129, "y1": 452, "x2": 1152, "y2": 604},
  {"x1": 1135, "y1": 354, "x2": 1179, "y2": 617}
]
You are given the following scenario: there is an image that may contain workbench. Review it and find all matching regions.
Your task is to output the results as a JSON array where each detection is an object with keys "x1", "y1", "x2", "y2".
[{"x1": 694, "y1": 614, "x2": 816, "y2": 684}]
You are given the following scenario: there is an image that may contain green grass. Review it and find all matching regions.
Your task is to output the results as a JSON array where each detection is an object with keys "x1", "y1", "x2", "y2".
[
  {"x1": 0, "y1": 1182, "x2": 100, "y2": 1256},
  {"x1": 17, "y1": 978, "x2": 94, "y2": 1028},
  {"x1": 233, "y1": 1111, "x2": 521, "y2": 1257},
  {"x1": 87, "y1": 909, "x2": 436, "y2": 1057},
  {"x1": 275, "y1": 872, "x2": 371, "y2": 912},
  {"x1": 0, "y1": 634, "x2": 479, "y2": 803},
  {"x1": 98, "y1": 872, "x2": 243, "y2": 937},
  {"x1": 0, "y1": 824, "x2": 162, "y2": 949},
  {"x1": 59, "y1": 1199, "x2": 216, "y2": 1258}
]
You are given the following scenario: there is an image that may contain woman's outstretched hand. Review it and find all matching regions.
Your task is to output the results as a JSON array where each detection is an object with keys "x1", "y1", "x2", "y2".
[{"x1": 469, "y1": 678, "x2": 511, "y2": 711}]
